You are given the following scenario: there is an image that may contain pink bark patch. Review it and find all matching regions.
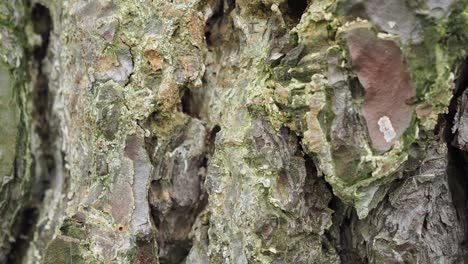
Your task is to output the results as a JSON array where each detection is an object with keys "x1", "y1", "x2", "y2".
[{"x1": 347, "y1": 29, "x2": 415, "y2": 152}]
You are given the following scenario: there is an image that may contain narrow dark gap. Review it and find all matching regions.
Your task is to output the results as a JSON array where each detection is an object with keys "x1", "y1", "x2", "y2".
[
  {"x1": 206, "y1": 124, "x2": 221, "y2": 155},
  {"x1": 31, "y1": 2, "x2": 53, "y2": 201},
  {"x1": 151, "y1": 200, "x2": 208, "y2": 264},
  {"x1": 299, "y1": 136, "x2": 365, "y2": 263},
  {"x1": 443, "y1": 57, "x2": 468, "y2": 255},
  {"x1": 5, "y1": 208, "x2": 40, "y2": 263},
  {"x1": 6, "y1": 3, "x2": 53, "y2": 263},
  {"x1": 181, "y1": 87, "x2": 216, "y2": 121},
  {"x1": 285, "y1": 0, "x2": 308, "y2": 21},
  {"x1": 324, "y1": 182, "x2": 365, "y2": 264},
  {"x1": 347, "y1": 3, "x2": 369, "y2": 20},
  {"x1": 121, "y1": 38, "x2": 135, "y2": 88},
  {"x1": 204, "y1": 0, "x2": 235, "y2": 48},
  {"x1": 32, "y1": 4, "x2": 51, "y2": 61},
  {"x1": 279, "y1": 0, "x2": 309, "y2": 27},
  {"x1": 181, "y1": 88, "x2": 199, "y2": 118},
  {"x1": 151, "y1": 1, "x2": 230, "y2": 262},
  {"x1": 204, "y1": 0, "x2": 223, "y2": 47},
  {"x1": 148, "y1": 122, "x2": 219, "y2": 264},
  {"x1": 153, "y1": 3, "x2": 229, "y2": 257},
  {"x1": 150, "y1": 124, "x2": 218, "y2": 264}
]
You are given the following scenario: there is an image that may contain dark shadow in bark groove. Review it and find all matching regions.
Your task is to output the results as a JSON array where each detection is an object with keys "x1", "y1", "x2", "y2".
[
  {"x1": 150, "y1": 4, "x2": 231, "y2": 255},
  {"x1": 31, "y1": 3, "x2": 54, "y2": 202},
  {"x1": 150, "y1": 171, "x2": 209, "y2": 264},
  {"x1": 147, "y1": 115, "x2": 220, "y2": 264},
  {"x1": 299, "y1": 140, "x2": 366, "y2": 263},
  {"x1": 326, "y1": 196, "x2": 365, "y2": 264},
  {"x1": 279, "y1": 0, "x2": 309, "y2": 27},
  {"x1": 204, "y1": 0, "x2": 235, "y2": 48},
  {"x1": 6, "y1": 3, "x2": 53, "y2": 263},
  {"x1": 300, "y1": 141, "x2": 363, "y2": 263},
  {"x1": 5, "y1": 207, "x2": 40, "y2": 263},
  {"x1": 206, "y1": 125, "x2": 221, "y2": 155},
  {"x1": 444, "y1": 57, "x2": 468, "y2": 251},
  {"x1": 321, "y1": 175, "x2": 369, "y2": 264},
  {"x1": 181, "y1": 88, "x2": 200, "y2": 119}
]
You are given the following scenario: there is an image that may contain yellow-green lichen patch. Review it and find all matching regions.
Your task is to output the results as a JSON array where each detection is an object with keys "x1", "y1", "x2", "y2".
[
  {"x1": 253, "y1": 0, "x2": 468, "y2": 218},
  {"x1": 0, "y1": 62, "x2": 19, "y2": 179},
  {"x1": 43, "y1": 236, "x2": 84, "y2": 264}
]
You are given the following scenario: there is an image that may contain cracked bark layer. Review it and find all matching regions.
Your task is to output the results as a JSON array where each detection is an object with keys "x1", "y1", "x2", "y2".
[{"x1": 1, "y1": 0, "x2": 468, "y2": 263}]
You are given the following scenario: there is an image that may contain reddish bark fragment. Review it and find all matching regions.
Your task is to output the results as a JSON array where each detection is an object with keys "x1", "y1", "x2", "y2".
[{"x1": 347, "y1": 29, "x2": 415, "y2": 152}]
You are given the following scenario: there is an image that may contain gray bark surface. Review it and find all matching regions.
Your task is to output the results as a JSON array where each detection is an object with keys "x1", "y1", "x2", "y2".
[{"x1": 1, "y1": 0, "x2": 468, "y2": 263}]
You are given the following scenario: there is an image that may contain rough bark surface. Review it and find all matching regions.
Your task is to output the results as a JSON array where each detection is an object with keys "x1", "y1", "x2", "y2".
[{"x1": 1, "y1": 0, "x2": 468, "y2": 263}]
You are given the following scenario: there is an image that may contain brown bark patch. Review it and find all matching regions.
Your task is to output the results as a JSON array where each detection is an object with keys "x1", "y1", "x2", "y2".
[
  {"x1": 347, "y1": 29, "x2": 415, "y2": 152},
  {"x1": 110, "y1": 183, "x2": 133, "y2": 225},
  {"x1": 144, "y1": 49, "x2": 163, "y2": 72}
]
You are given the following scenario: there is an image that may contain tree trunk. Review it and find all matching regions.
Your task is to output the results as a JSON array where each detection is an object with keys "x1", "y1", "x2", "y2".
[{"x1": 1, "y1": 0, "x2": 468, "y2": 263}]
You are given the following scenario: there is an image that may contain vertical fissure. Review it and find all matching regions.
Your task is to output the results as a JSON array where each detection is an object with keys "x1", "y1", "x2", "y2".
[
  {"x1": 146, "y1": 5, "x2": 230, "y2": 258},
  {"x1": 204, "y1": 0, "x2": 235, "y2": 49},
  {"x1": 147, "y1": 122, "x2": 220, "y2": 263},
  {"x1": 278, "y1": 0, "x2": 309, "y2": 27},
  {"x1": 180, "y1": 88, "x2": 200, "y2": 119},
  {"x1": 300, "y1": 140, "x2": 359, "y2": 263},
  {"x1": 444, "y1": 57, "x2": 468, "y2": 251},
  {"x1": 31, "y1": 2, "x2": 53, "y2": 203},
  {"x1": 6, "y1": 3, "x2": 53, "y2": 263}
]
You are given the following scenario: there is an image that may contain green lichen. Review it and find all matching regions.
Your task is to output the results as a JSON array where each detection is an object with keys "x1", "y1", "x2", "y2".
[
  {"x1": 43, "y1": 236, "x2": 84, "y2": 264},
  {"x1": 0, "y1": 0, "x2": 33, "y2": 259},
  {"x1": 0, "y1": 62, "x2": 19, "y2": 179},
  {"x1": 251, "y1": 0, "x2": 468, "y2": 219},
  {"x1": 60, "y1": 217, "x2": 87, "y2": 240}
]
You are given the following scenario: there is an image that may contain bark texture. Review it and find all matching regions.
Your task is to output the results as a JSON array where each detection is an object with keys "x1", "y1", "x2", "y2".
[
  {"x1": 0, "y1": 1, "x2": 32, "y2": 262},
  {"x1": 1, "y1": 0, "x2": 468, "y2": 263}
]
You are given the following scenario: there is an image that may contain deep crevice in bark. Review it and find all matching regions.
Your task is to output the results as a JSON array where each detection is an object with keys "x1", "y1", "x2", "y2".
[
  {"x1": 204, "y1": 125, "x2": 221, "y2": 170},
  {"x1": 120, "y1": 37, "x2": 135, "y2": 88},
  {"x1": 445, "y1": 57, "x2": 468, "y2": 250},
  {"x1": 5, "y1": 207, "x2": 40, "y2": 264},
  {"x1": 149, "y1": 119, "x2": 217, "y2": 263},
  {"x1": 301, "y1": 144, "x2": 359, "y2": 263},
  {"x1": 319, "y1": 166, "x2": 368, "y2": 264},
  {"x1": 300, "y1": 137, "x2": 364, "y2": 263},
  {"x1": 6, "y1": 3, "x2": 53, "y2": 263},
  {"x1": 204, "y1": 0, "x2": 235, "y2": 48},
  {"x1": 1, "y1": 0, "x2": 465, "y2": 262},
  {"x1": 279, "y1": 0, "x2": 309, "y2": 26},
  {"x1": 30, "y1": 2, "x2": 53, "y2": 202},
  {"x1": 150, "y1": 164, "x2": 210, "y2": 264},
  {"x1": 327, "y1": 196, "x2": 365, "y2": 264},
  {"x1": 151, "y1": 81, "x2": 220, "y2": 264},
  {"x1": 148, "y1": 1, "x2": 235, "y2": 256},
  {"x1": 181, "y1": 88, "x2": 200, "y2": 119}
]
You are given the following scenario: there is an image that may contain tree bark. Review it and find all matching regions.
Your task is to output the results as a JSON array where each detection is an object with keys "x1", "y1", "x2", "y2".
[{"x1": 1, "y1": 0, "x2": 468, "y2": 263}]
